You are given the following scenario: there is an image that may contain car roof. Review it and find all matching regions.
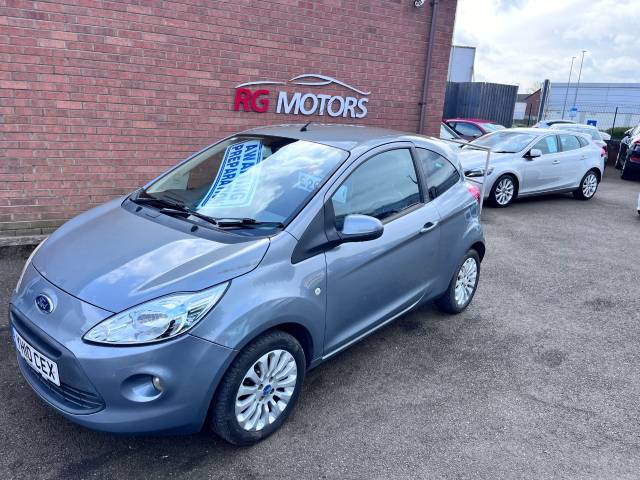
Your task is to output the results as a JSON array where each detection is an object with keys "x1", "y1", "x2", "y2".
[
  {"x1": 444, "y1": 118, "x2": 495, "y2": 124},
  {"x1": 490, "y1": 127, "x2": 549, "y2": 135},
  {"x1": 552, "y1": 123, "x2": 597, "y2": 130},
  {"x1": 240, "y1": 123, "x2": 454, "y2": 159}
]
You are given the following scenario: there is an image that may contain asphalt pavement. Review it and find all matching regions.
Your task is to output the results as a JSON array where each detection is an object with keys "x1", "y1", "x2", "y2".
[{"x1": 1, "y1": 170, "x2": 639, "y2": 479}]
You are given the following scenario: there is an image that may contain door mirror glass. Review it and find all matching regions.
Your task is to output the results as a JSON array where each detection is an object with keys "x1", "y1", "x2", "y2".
[
  {"x1": 527, "y1": 148, "x2": 542, "y2": 159},
  {"x1": 339, "y1": 214, "x2": 383, "y2": 243}
]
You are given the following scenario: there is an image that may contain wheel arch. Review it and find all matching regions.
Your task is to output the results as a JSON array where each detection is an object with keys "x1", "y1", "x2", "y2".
[{"x1": 470, "y1": 241, "x2": 486, "y2": 262}]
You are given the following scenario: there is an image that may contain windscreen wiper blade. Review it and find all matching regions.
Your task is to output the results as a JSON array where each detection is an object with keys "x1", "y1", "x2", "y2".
[
  {"x1": 159, "y1": 207, "x2": 220, "y2": 227},
  {"x1": 130, "y1": 193, "x2": 188, "y2": 212}
]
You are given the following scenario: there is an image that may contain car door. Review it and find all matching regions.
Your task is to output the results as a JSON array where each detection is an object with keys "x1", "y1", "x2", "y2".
[
  {"x1": 414, "y1": 147, "x2": 471, "y2": 295},
  {"x1": 323, "y1": 145, "x2": 441, "y2": 356},
  {"x1": 522, "y1": 134, "x2": 564, "y2": 193},
  {"x1": 555, "y1": 134, "x2": 586, "y2": 189}
]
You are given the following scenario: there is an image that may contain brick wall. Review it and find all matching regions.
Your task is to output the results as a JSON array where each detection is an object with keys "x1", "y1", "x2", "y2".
[{"x1": 0, "y1": 0, "x2": 457, "y2": 239}]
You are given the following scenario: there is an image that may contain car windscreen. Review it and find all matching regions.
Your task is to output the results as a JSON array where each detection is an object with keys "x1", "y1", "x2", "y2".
[
  {"x1": 480, "y1": 123, "x2": 505, "y2": 132},
  {"x1": 467, "y1": 131, "x2": 536, "y2": 153},
  {"x1": 143, "y1": 135, "x2": 347, "y2": 226},
  {"x1": 440, "y1": 123, "x2": 458, "y2": 140}
]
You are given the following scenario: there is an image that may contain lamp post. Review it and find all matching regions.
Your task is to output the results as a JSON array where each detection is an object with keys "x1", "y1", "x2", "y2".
[
  {"x1": 561, "y1": 56, "x2": 576, "y2": 119},
  {"x1": 572, "y1": 50, "x2": 587, "y2": 109}
]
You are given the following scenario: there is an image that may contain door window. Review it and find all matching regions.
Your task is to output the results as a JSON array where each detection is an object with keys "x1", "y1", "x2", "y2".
[
  {"x1": 558, "y1": 134, "x2": 581, "y2": 151},
  {"x1": 415, "y1": 148, "x2": 460, "y2": 198},
  {"x1": 452, "y1": 122, "x2": 483, "y2": 137},
  {"x1": 331, "y1": 149, "x2": 420, "y2": 229},
  {"x1": 533, "y1": 136, "x2": 559, "y2": 154}
]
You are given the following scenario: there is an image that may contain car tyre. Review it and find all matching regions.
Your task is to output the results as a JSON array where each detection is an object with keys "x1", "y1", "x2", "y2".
[
  {"x1": 209, "y1": 330, "x2": 306, "y2": 446},
  {"x1": 488, "y1": 174, "x2": 516, "y2": 207},
  {"x1": 573, "y1": 170, "x2": 599, "y2": 200},
  {"x1": 621, "y1": 157, "x2": 633, "y2": 180},
  {"x1": 435, "y1": 249, "x2": 481, "y2": 314}
]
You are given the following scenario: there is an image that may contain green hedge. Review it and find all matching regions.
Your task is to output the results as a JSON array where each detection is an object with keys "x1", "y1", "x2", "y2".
[{"x1": 605, "y1": 126, "x2": 634, "y2": 140}]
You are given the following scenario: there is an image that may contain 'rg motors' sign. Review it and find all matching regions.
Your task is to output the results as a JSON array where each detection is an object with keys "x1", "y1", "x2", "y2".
[{"x1": 233, "y1": 74, "x2": 369, "y2": 119}]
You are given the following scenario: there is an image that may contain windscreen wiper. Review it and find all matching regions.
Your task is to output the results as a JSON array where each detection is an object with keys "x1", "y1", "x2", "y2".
[
  {"x1": 159, "y1": 207, "x2": 221, "y2": 227},
  {"x1": 130, "y1": 193, "x2": 188, "y2": 212}
]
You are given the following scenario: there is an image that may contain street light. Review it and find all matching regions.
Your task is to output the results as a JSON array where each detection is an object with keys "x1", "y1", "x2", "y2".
[
  {"x1": 572, "y1": 50, "x2": 587, "y2": 110},
  {"x1": 561, "y1": 56, "x2": 576, "y2": 119}
]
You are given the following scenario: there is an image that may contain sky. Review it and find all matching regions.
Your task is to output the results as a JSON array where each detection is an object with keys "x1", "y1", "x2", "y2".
[{"x1": 453, "y1": 0, "x2": 640, "y2": 92}]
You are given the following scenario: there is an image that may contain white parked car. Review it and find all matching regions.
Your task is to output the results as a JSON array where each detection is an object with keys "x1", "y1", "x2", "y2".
[
  {"x1": 637, "y1": 192, "x2": 640, "y2": 215},
  {"x1": 459, "y1": 128, "x2": 605, "y2": 207},
  {"x1": 533, "y1": 119, "x2": 577, "y2": 129},
  {"x1": 550, "y1": 123, "x2": 608, "y2": 152}
]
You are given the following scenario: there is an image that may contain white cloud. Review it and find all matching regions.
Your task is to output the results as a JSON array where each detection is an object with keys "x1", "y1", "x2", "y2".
[{"x1": 453, "y1": 0, "x2": 640, "y2": 92}]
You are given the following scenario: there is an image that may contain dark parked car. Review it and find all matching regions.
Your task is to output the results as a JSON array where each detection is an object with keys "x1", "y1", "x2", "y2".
[
  {"x1": 616, "y1": 123, "x2": 640, "y2": 180},
  {"x1": 444, "y1": 118, "x2": 505, "y2": 141}
]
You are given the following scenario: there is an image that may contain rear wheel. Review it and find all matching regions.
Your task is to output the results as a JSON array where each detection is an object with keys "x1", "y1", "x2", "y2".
[
  {"x1": 573, "y1": 170, "x2": 599, "y2": 200},
  {"x1": 621, "y1": 156, "x2": 634, "y2": 180},
  {"x1": 489, "y1": 175, "x2": 516, "y2": 207},
  {"x1": 209, "y1": 331, "x2": 305, "y2": 445},
  {"x1": 435, "y1": 249, "x2": 480, "y2": 314}
]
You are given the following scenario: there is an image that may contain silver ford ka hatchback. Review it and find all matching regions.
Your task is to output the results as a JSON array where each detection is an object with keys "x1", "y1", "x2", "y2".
[{"x1": 10, "y1": 124, "x2": 485, "y2": 445}]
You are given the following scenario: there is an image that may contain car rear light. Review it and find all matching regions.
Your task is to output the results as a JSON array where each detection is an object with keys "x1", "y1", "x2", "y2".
[
  {"x1": 600, "y1": 147, "x2": 606, "y2": 157},
  {"x1": 630, "y1": 142, "x2": 640, "y2": 164},
  {"x1": 465, "y1": 182, "x2": 481, "y2": 205}
]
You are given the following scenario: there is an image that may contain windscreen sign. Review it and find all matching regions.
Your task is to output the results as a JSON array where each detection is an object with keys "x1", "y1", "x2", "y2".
[
  {"x1": 233, "y1": 74, "x2": 369, "y2": 119},
  {"x1": 198, "y1": 140, "x2": 263, "y2": 209}
]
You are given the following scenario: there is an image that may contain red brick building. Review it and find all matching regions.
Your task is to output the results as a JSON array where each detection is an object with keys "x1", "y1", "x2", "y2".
[{"x1": 0, "y1": 0, "x2": 458, "y2": 242}]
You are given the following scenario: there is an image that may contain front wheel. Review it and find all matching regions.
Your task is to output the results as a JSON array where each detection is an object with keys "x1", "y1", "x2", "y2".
[
  {"x1": 573, "y1": 170, "x2": 599, "y2": 200},
  {"x1": 209, "y1": 331, "x2": 305, "y2": 445},
  {"x1": 489, "y1": 175, "x2": 516, "y2": 207},
  {"x1": 435, "y1": 249, "x2": 480, "y2": 314}
]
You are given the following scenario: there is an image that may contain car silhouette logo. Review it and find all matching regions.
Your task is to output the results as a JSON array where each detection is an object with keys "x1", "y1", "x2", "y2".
[{"x1": 35, "y1": 294, "x2": 54, "y2": 314}]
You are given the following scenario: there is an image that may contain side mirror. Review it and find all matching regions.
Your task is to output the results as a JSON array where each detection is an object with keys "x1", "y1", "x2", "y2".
[
  {"x1": 338, "y1": 214, "x2": 383, "y2": 243},
  {"x1": 526, "y1": 148, "x2": 542, "y2": 159}
]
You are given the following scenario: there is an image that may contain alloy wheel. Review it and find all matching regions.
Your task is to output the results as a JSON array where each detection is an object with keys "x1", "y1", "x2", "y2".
[
  {"x1": 494, "y1": 177, "x2": 514, "y2": 205},
  {"x1": 455, "y1": 257, "x2": 478, "y2": 307},
  {"x1": 582, "y1": 172, "x2": 598, "y2": 198},
  {"x1": 235, "y1": 349, "x2": 297, "y2": 431}
]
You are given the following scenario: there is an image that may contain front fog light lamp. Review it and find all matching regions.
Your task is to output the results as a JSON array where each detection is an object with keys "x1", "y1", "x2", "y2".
[
  {"x1": 152, "y1": 376, "x2": 164, "y2": 392},
  {"x1": 83, "y1": 283, "x2": 228, "y2": 345}
]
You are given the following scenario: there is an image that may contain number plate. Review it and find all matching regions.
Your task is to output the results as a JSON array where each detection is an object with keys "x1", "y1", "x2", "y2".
[{"x1": 13, "y1": 328, "x2": 60, "y2": 386}]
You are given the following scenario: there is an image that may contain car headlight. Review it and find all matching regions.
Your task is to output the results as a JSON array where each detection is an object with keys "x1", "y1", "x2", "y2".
[
  {"x1": 83, "y1": 283, "x2": 229, "y2": 345},
  {"x1": 15, "y1": 238, "x2": 47, "y2": 294},
  {"x1": 464, "y1": 167, "x2": 494, "y2": 178}
]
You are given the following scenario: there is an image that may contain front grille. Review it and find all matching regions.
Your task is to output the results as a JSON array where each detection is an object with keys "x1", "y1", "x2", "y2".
[{"x1": 19, "y1": 359, "x2": 105, "y2": 413}]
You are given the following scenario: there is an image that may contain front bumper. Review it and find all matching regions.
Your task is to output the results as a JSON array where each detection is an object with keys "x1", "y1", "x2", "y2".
[{"x1": 10, "y1": 267, "x2": 236, "y2": 435}]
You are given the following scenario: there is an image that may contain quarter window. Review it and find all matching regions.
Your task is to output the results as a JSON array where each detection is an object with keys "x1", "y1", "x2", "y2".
[
  {"x1": 559, "y1": 134, "x2": 581, "y2": 151},
  {"x1": 415, "y1": 148, "x2": 460, "y2": 198},
  {"x1": 533, "y1": 136, "x2": 559, "y2": 154},
  {"x1": 331, "y1": 149, "x2": 420, "y2": 229}
]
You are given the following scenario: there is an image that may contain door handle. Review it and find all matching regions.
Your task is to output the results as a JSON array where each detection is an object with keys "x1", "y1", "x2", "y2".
[
  {"x1": 420, "y1": 221, "x2": 438, "y2": 234},
  {"x1": 552, "y1": 160, "x2": 560, "y2": 164}
]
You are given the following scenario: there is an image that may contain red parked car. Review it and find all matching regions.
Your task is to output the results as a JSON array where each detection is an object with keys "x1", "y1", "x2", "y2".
[{"x1": 443, "y1": 118, "x2": 505, "y2": 140}]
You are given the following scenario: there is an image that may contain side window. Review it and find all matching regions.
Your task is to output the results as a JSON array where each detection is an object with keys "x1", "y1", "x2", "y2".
[
  {"x1": 559, "y1": 134, "x2": 581, "y2": 151},
  {"x1": 577, "y1": 136, "x2": 589, "y2": 148},
  {"x1": 533, "y1": 136, "x2": 559, "y2": 154},
  {"x1": 415, "y1": 148, "x2": 460, "y2": 198},
  {"x1": 453, "y1": 122, "x2": 482, "y2": 137},
  {"x1": 331, "y1": 149, "x2": 420, "y2": 229}
]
